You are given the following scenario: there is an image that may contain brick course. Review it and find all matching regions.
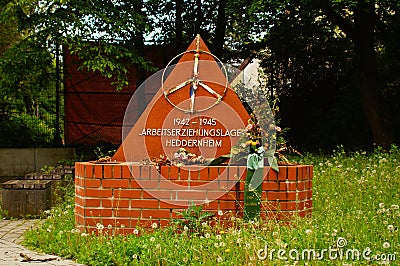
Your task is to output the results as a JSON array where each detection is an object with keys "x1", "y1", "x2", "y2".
[{"x1": 75, "y1": 162, "x2": 313, "y2": 233}]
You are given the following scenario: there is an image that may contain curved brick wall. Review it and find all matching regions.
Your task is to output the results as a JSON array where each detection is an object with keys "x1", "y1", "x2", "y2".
[{"x1": 75, "y1": 162, "x2": 313, "y2": 234}]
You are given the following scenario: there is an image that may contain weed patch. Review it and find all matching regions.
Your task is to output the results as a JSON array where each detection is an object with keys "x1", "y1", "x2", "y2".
[{"x1": 23, "y1": 147, "x2": 399, "y2": 265}]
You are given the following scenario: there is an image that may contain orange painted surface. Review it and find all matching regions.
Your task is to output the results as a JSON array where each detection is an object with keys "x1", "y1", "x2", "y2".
[{"x1": 113, "y1": 36, "x2": 251, "y2": 162}]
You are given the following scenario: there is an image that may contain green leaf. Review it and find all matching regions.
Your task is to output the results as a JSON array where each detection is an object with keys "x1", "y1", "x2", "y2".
[
  {"x1": 267, "y1": 156, "x2": 279, "y2": 173},
  {"x1": 208, "y1": 154, "x2": 231, "y2": 166}
]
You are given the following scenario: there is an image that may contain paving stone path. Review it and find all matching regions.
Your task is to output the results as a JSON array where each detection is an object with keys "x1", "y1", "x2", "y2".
[{"x1": 0, "y1": 220, "x2": 85, "y2": 266}]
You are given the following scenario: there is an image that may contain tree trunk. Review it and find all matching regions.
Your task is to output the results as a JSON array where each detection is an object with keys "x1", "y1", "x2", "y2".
[
  {"x1": 353, "y1": 2, "x2": 394, "y2": 148},
  {"x1": 213, "y1": 0, "x2": 227, "y2": 59}
]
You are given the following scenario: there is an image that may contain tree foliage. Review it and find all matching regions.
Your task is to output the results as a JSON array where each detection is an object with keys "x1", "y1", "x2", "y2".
[
  {"x1": 1, "y1": 0, "x2": 400, "y2": 148},
  {"x1": 1, "y1": 0, "x2": 154, "y2": 90},
  {"x1": 238, "y1": 0, "x2": 400, "y2": 148}
]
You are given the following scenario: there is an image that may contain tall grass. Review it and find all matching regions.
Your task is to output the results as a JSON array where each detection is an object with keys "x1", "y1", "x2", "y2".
[{"x1": 23, "y1": 146, "x2": 399, "y2": 265}]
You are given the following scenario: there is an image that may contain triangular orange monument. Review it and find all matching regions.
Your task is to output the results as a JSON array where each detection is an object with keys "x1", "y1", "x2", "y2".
[
  {"x1": 75, "y1": 35, "x2": 313, "y2": 231},
  {"x1": 112, "y1": 34, "x2": 251, "y2": 163}
]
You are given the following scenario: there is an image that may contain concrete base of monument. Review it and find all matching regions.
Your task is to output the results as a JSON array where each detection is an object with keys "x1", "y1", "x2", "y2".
[{"x1": 75, "y1": 162, "x2": 313, "y2": 234}]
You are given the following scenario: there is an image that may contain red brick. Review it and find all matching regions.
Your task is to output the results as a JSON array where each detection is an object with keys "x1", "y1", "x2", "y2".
[
  {"x1": 267, "y1": 191, "x2": 280, "y2": 201},
  {"x1": 227, "y1": 165, "x2": 238, "y2": 179},
  {"x1": 286, "y1": 191, "x2": 298, "y2": 201},
  {"x1": 75, "y1": 214, "x2": 85, "y2": 226},
  {"x1": 85, "y1": 164, "x2": 94, "y2": 178},
  {"x1": 261, "y1": 191, "x2": 267, "y2": 200},
  {"x1": 304, "y1": 166, "x2": 310, "y2": 180},
  {"x1": 287, "y1": 166, "x2": 297, "y2": 181},
  {"x1": 142, "y1": 209, "x2": 171, "y2": 219},
  {"x1": 298, "y1": 191, "x2": 307, "y2": 200},
  {"x1": 263, "y1": 181, "x2": 279, "y2": 190},
  {"x1": 202, "y1": 201, "x2": 219, "y2": 211},
  {"x1": 85, "y1": 179, "x2": 101, "y2": 188},
  {"x1": 169, "y1": 166, "x2": 179, "y2": 180},
  {"x1": 305, "y1": 199, "x2": 312, "y2": 209},
  {"x1": 85, "y1": 188, "x2": 113, "y2": 198},
  {"x1": 196, "y1": 167, "x2": 207, "y2": 181},
  {"x1": 113, "y1": 165, "x2": 122, "y2": 179},
  {"x1": 130, "y1": 165, "x2": 140, "y2": 178},
  {"x1": 304, "y1": 166, "x2": 311, "y2": 179},
  {"x1": 268, "y1": 169, "x2": 278, "y2": 180},
  {"x1": 75, "y1": 195, "x2": 84, "y2": 206},
  {"x1": 278, "y1": 166, "x2": 287, "y2": 181},
  {"x1": 75, "y1": 177, "x2": 84, "y2": 186},
  {"x1": 176, "y1": 180, "x2": 190, "y2": 187},
  {"x1": 102, "y1": 179, "x2": 130, "y2": 189},
  {"x1": 100, "y1": 218, "x2": 131, "y2": 228},
  {"x1": 159, "y1": 180, "x2": 178, "y2": 189},
  {"x1": 158, "y1": 220, "x2": 171, "y2": 227},
  {"x1": 159, "y1": 201, "x2": 182, "y2": 209},
  {"x1": 209, "y1": 167, "x2": 219, "y2": 181},
  {"x1": 179, "y1": 167, "x2": 190, "y2": 180},
  {"x1": 119, "y1": 165, "x2": 130, "y2": 179},
  {"x1": 238, "y1": 167, "x2": 247, "y2": 180},
  {"x1": 279, "y1": 181, "x2": 296, "y2": 191},
  {"x1": 87, "y1": 208, "x2": 112, "y2": 217},
  {"x1": 267, "y1": 191, "x2": 297, "y2": 201},
  {"x1": 140, "y1": 165, "x2": 151, "y2": 179},
  {"x1": 218, "y1": 167, "x2": 229, "y2": 181},
  {"x1": 85, "y1": 198, "x2": 101, "y2": 207},
  {"x1": 143, "y1": 190, "x2": 172, "y2": 199},
  {"x1": 281, "y1": 202, "x2": 298, "y2": 211},
  {"x1": 136, "y1": 180, "x2": 159, "y2": 190},
  {"x1": 307, "y1": 190, "x2": 312, "y2": 199},
  {"x1": 115, "y1": 209, "x2": 141, "y2": 217},
  {"x1": 299, "y1": 209, "x2": 312, "y2": 218},
  {"x1": 75, "y1": 205, "x2": 85, "y2": 216},
  {"x1": 296, "y1": 181, "x2": 305, "y2": 190},
  {"x1": 104, "y1": 165, "x2": 113, "y2": 178},
  {"x1": 219, "y1": 200, "x2": 237, "y2": 210},
  {"x1": 219, "y1": 180, "x2": 237, "y2": 191},
  {"x1": 74, "y1": 163, "x2": 82, "y2": 176},
  {"x1": 115, "y1": 189, "x2": 141, "y2": 199},
  {"x1": 102, "y1": 199, "x2": 130, "y2": 208},
  {"x1": 309, "y1": 166, "x2": 313, "y2": 179},
  {"x1": 235, "y1": 191, "x2": 244, "y2": 201},
  {"x1": 261, "y1": 201, "x2": 280, "y2": 211},
  {"x1": 177, "y1": 191, "x2": 207, "y2": 201},
  {"x1": 131, "y1": 199, "x2": 159, "y2": 209},
  {"x1": 306, "y1": 180, "x2": 312, "y2": 189},
  {"x1": 93, "y1": 165, "x2": 103, "y2": 178},
  {"x1": 130, "y1": 179, "x2": 142, "y2": 189},
  {"x1": 160, "y1": 166, "x2": 170, "y2": 179},
  {"x1": 208, "y1": 191, "x2": 236, "y2": 201},
  {"x1": 75, "y1": 186, "x2": 85, "y2": 197},
  {"x1": 235, "y1": 181, "x2": 245, "y2": 191}
]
